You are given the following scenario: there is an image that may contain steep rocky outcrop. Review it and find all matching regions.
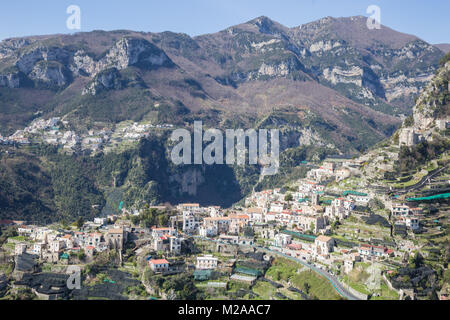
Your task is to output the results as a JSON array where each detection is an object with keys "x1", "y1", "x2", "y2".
[
  {"x1": 0, "y1": 37, "x2": 174, "y2": 91},
  {"x1": 290, "y1": 16, "x2": 443, "y2": 112},
  {"x1": 29, "y1": 61, "x2": 70, "y2": 87},
  {"x1": 412, "y1": 60, "x2": 450, "y2": 132},
  {"x1": 71, "y1": 37, "x2": 175, "y2": 78},
  {"x1": 82, "y1": 67, "x2": 146, "y2": 95},
  {"x1": 349, "y1": 56, "x2": 449, "y2": 184}
]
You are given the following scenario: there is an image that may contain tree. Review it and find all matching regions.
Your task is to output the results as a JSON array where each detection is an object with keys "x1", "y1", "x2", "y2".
[
  {"x1": 243, "y1": 227, "x2": 254, "y2": 237},
  {"x1": 284, "y1": 193, "x2": 293, "y2": 202},
  {"x1": 409, "y1": 252, "x2": 424, "y2": 269},
  {"x1": 76, "y1": 217, "x2": 84, "y2": 229},
  {"x1": 0, "y1": 226, "x2": 18, "y2": 245},
  {"x1": 77, "y1": 251, "x2": 86, "y2": 261},
  {"x1": 309, "y1": 222, "x2": 315, "y2": 234},
  {"x1": 130, "y1": 215, "x2": 140, "y2": 226},
  {"x1": 372, "y1": 198, "x2": 385, "y2": 210},
  {"x1": 304, "y1": 282, "x2": 311, "y2": 295}
]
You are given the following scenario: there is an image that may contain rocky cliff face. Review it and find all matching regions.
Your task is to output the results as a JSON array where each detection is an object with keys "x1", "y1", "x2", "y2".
[
  {"x1": 82, "y1": 67, "x2": 146, "y2": 95},
  {"x1": 71, "y1": 37, "x2": 174, "y2": 79},
  {"x1": 393, "y1": 57, "x2": 450, "y2": 144},
  {"x1": 29, "y1": 61, "x2": 70, "y2": 87},
  {"x1": 0, "y1": 36, "x2": 174, "y2": 91},
  {"x1": 290, "y1": 16, "x2": 443, "y2": 113},
  {"x1": 412, "y1": 60, "x2": 450, "y2": 132},
  {"x1": 352, "y1": 56, "x2": 449, "y2": 183}
]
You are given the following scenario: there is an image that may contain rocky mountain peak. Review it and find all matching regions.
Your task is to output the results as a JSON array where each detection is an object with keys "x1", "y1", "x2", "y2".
[
  {"x1": 246, "y1": 16, "x2": 288, "y2": 35},
  {"x1": 411, "y1": 59, "x2": 450, "y2": 132},
  {"x1": 104, "y1": 36, "x2": 173, "y2": 71}
]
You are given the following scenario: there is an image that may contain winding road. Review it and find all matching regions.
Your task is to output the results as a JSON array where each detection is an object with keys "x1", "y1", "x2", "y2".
[
  {"x1": 194, "y1": 236, "x2": 361, "y2": 300},
  {"x1": 392, "y1": 164, "x2": 449, "y2": 195}
]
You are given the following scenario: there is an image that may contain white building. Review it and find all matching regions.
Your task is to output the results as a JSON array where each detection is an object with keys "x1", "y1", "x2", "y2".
[
  {"x1": 49, "y1": 240, "x2": 65, "y2": 253},
  {"x1": 182, "y1": 211, "x2": 198, "y2": 233},
  {"x1": 94, "y1": 218, "x2": 107, "y2": 226},
  {"x1": 199, "y1": 225, "x2": 218, "y2": 237},
  {"x1": 269, "y1": 202, "x2": 285, "y2": 213},
  {"x1": 33, "y1": 243, "x2": 45, "y2": 256},
  {"x1": 274, "y1": 234, "x2": 292, "y2": 248},
  {"x1": 391, "y1": 205, "x2": 410, "y2": 217},
  {"x1": 148, "y1": 259, "x2": 170, "y2": 273},
  {"x1": 246, "y1": 208, "x2": 264, "y2": 223},
  {"x1": 196, "y1": 255, "x2": 218, "y2": 270}
]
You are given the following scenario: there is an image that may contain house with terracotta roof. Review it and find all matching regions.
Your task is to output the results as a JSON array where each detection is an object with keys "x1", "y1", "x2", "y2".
[
  {"x1": 151, "y1": 227, "x2": 177, "y2": 239},
  {"x1": 85, "y1": 245, "x2": 95, "y2": 257},
  {"x1": 358, "y1": 244, "x2": 394, "y2": 259},
  {"x1": 153, "y1": 234, "x2": 182, "y2": 254},
  {"x1": 0, "y1": 220, "x2": 15, "y2": 226},
  {"x1": 148, "y1": 259, "x2": 170, "y2": 273},
  {"x1": 314, "y1": 235, "x2": 334, "y2": 255},
  {"x1": 246, "y1": 207, "x2": 264, "y2": 223},
  {"x1": 228, "y1": 214, "x2": 249, "y2": 234}
]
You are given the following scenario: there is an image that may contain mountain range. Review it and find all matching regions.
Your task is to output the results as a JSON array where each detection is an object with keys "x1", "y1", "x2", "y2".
[
  {"x1": 0, "y1": 15, "x2": 448, "y2": 222},
  {"x1": 0, "y1": 16, "x2": 446, "y2": 151}
]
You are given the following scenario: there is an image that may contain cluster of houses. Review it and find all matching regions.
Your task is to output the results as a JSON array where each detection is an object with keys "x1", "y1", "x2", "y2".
[
  {"x1": 164, "y1": 159, "x2": 426, "y2": 277},
  {"x1": 151, "y1": 227, "x2": 183, "y2": 255},
  {"x1": 0, "y1": 116, "x2": 175, "y2": 152},
  {"x1": 10, "y1": 216, "x2": 127, "y2": 264},
  {"x1": 391, "y1": 205, "x2": 423, "y2": 231},
  {"x1": 270, "y1": 231, "x2": 395, "y2": 275}
]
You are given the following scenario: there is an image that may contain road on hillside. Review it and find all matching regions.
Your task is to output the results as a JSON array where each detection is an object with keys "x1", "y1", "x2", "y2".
[
  {"x1": 395, "y1": 164, "x2": 449, "y2": 194},
  {"x1": 256, "y1": 247, "x2": 361, "y2": 301},
  {"x1": 369, "y1": 164, "x2": 449, "y2": 195},
  {"x1": 194, "y1": 236, "x2": 361, "y2": 300}
]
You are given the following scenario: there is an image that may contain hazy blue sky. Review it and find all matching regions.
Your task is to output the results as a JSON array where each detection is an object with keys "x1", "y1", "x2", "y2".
[{"x1": 0, "y1": 0, "x2": 449, "y2": 43}]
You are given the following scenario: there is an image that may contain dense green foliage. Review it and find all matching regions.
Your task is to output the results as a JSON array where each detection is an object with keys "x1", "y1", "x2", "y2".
[
  {"x1": 0, "y1": 148, "x2": 56, "y2": 223},
  {"x1": 49, "y1": 154, "x2": 105, "y2": 221},
  {"x1": 130, "y1": 207, "x2": 170, "y2": 228},
  {"x1": 439, "y1": 52, "x2": 450, "y2": 67},
  {"x1": 395, "y1": 136, "x2": 449, "y2": 173}
]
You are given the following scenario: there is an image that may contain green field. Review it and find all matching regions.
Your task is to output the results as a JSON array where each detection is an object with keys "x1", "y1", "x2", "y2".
[{"x1": 266, "y1": 257, "x2": 342, "y2": 300}]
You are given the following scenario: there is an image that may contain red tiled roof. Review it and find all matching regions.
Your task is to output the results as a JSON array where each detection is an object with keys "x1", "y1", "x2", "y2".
[{"x1": 149, "y1": 259, "x2": 169, "y2": 265}]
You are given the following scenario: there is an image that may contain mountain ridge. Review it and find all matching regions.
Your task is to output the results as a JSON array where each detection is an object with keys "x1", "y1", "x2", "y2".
[{"x1": 1, "y1": 15, "x2": 445, "y2": 149}]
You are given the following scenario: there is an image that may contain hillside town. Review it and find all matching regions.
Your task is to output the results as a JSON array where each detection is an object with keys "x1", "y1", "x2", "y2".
[
  {"x1": 0, "y1": 117, "x2": 175, "y2": 153},
  {"x1": 1, "y1": 154, "x2": 448, "y2": 301}
]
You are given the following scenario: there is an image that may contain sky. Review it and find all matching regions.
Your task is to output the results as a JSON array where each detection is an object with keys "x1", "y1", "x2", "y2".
[{"x1": 0, "y1": 0, "x2": 449, "y2": 44}]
